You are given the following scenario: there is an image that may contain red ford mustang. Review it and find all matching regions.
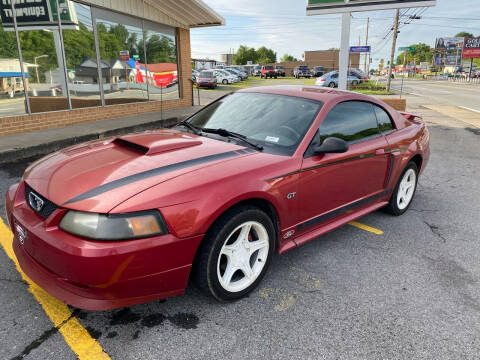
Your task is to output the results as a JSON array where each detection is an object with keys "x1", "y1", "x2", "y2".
[{"x1": 5, "y1": 86, "x2": 430, "y2": 310}]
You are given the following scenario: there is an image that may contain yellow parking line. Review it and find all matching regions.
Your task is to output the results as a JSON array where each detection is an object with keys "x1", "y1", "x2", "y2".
[
  {"x1": 0, "y1": 219, "x2": 110, "y2": 360},
  {"x1": 348, "y1": 221, "x2": 384, "y2": 235}
]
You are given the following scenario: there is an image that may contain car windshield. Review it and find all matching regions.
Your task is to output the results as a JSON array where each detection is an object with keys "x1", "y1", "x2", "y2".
[
  {"x1": 265, "y1": 66, "x2": 274, "y2": 70},
  {"x1": 276, "y1": 66, "x2": 284, "y2": 69},
  {"x1": 299, "y1": 66, "x2": 309, "y2": 70},
  {"x1": 187, "y1": 93, "x2": 322, "y2": 155},
  {"x1": 199, "y1": 72, "x2": 213, "y2": 78}
]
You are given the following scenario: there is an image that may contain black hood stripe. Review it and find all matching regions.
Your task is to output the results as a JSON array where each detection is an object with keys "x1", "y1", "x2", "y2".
[{"x1": 63, "y1": 150, "x2": 244, "y2": 205}]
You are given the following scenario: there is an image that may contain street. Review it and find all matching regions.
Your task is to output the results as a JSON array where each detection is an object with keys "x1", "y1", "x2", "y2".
[{"x1": 1, "y1": 80, "x2": 480, "y2": 359}]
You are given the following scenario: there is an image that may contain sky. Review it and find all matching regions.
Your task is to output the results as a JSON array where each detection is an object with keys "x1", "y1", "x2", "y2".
[{"x1": 191, "y1": 0, "x2": 479, "y2": 68}]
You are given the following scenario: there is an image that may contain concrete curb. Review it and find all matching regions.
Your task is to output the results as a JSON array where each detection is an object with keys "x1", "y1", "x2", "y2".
[{"x1": 0, "y1": 117, "x2": 180, "y2": 165}]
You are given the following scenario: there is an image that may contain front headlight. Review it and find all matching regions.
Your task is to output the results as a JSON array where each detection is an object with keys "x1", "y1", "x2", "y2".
[{"x1": 59, "y1": 210, "x2": 168, "y2": 240}]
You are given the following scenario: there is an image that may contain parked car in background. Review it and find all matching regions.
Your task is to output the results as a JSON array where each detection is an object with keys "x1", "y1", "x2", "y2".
[
  {"x1": 293, "y1": 66, "x2": 311, "y2": 78},
  {"x1": 192, "y1": 70, "x2": 199, "y2": 83},
  {"x1": 315, "y1": 71, "x2": 361, "y2": 88},
  {"x1": 350, "y1": 68, "x2": 369, "y2": 82},
  {"x1": 223, "y1": 68, "x2": 242, "y2": 82},
  {"x1": 275, "y1": 66, "x2": 286, "y2": 77},
  {"x1": 226, "y1": 67, "x2": 248, "y2": 80},
  {"x1": 196, "y1": 70, "x2": 217, "y2": 89},
  {"x1": 213, "y1": 69, "x2": 236, "y2": 84},
  {"x1": 253, "y1": 66, "x2": 262, "y2": 76},
  {"x1": 261, "y1": 66, "x2": 277, "y2": 79},
  {"x1": 312, "y1": 66, "x2": 325, "y2": 77}
]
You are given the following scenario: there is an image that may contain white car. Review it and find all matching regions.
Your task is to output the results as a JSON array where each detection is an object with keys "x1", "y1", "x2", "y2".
[
  {"x1": 226, "y1": 67, "x2": 248, "y2": 80},
  {"x1": 214, "y1": 69, "x2": 237, "y2": 84}
]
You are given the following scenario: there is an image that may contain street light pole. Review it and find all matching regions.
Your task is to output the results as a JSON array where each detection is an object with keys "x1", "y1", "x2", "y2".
[
  {"x1": 363, "y1": 17, "x2": 369, "y2": 73},
  {"x1": 34, "y1": 55, "x2": 49, "y2": 84},
  {"x1": 386, "y1": 9, "x2": 400, "y2": 92}
]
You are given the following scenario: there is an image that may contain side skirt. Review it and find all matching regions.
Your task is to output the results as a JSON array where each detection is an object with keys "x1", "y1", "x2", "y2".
[{"x1": 278, "y1": 201, "x2": 388, "y2": 254}]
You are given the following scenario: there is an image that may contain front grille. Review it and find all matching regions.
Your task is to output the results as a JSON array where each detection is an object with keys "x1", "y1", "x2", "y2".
[{"x1": 25, "y1": 184, "x2": 58, "y2": 219}]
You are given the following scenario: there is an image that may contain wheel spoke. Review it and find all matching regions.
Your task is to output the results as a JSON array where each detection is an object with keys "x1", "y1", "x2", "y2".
[
  {"x1": 220, "y1": 245, "x2": 235, "y2": 258},
  {"x1": 239, "y1": 261, "x2": 254, "y2": 279},
  {"x1": 221, "y1": 262, "x2": 237, "y2": 286},
  {"x1": 246, "y1": 239, "x2": 268, "y2": 255},
  {"x1": 238, "y1": 223, "x2": 252, "y2": 244}
]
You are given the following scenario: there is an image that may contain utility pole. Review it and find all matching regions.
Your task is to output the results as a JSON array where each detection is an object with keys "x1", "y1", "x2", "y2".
[
  {"x1": 363, "y1": 17, "x2": 369, "y2": 73},
  {"x1": 386, "y1": 9, "x2": 400, "y2": 92}
]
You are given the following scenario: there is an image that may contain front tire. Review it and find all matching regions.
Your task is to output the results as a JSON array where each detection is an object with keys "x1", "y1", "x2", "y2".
[
  {"x1": 192, "y1": 205, "x2": 275, "y2": 301},
  {"x1": 385, "y1": 162, "x2": 418, "y2": 216},
  {"x1": 222, "y1": 79, "x2": 228, "y2": 85}
]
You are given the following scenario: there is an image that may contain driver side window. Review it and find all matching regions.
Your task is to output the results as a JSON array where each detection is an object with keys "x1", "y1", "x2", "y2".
[{"x1": 305, "y1": 101, "x2": 381, "y2": 157}]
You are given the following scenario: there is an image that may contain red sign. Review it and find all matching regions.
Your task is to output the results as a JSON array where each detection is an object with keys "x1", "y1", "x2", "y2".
[
  {"x1": 119, "y1": 50, "x2": 130, "y2": 61},
  {"x1": 463, "y1": 38, "x2": 480, "y2": 58}
]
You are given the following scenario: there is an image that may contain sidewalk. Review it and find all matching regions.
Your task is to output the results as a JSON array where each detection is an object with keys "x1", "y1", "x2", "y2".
[{"x1": 0, "y1": 106, "x2": 202, "y2": 164}]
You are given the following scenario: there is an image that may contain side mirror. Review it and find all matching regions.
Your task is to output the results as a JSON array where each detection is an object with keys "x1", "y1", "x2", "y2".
[{"x1": 314, "y1": 137, "x2": 349, "y2": 154}]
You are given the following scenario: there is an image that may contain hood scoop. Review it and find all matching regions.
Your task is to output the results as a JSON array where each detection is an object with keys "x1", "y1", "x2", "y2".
[{"x1": 113, "y1": 135, "x2": 202, "y2": 156}]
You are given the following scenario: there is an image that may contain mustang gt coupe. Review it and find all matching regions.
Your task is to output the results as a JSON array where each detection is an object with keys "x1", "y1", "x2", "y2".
[{"x1": 5, "y1": 86, "x2": 430, "y2": 310}]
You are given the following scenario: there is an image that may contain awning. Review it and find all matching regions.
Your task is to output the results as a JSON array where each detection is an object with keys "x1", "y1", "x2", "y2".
[
  {"x1": 143, "y1": 0, "x2": 224, "y2": 28},
  {"x1": 0, "y1": 72, "x2": 30, "y2": 78}
]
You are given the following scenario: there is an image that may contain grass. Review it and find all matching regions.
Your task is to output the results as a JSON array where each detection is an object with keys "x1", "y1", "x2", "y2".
[{"x1": 198, "y1": 77, "x2": 394, "y2": 95}]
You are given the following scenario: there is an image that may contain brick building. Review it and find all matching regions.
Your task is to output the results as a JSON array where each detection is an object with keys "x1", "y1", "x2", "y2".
[
  {"x1": 265, "y1": 50, "x2": 361, "y2": 76},
  {"x1": 0, "y1": 0, "x2": 224, "y2": 136}
]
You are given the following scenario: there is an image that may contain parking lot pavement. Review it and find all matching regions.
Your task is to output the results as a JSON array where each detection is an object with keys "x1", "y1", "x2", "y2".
[{"x1": 1, "y1": 97, "x2": 480, "y2": 359}]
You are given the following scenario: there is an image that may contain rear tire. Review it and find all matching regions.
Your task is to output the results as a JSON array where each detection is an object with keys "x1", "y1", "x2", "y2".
[
  {"x1": 352, "y1": 80, "x2": 358, "y2": 86},
  {"x1": 328, "y1": 82, "x2": 336, "y2": 88},
  {"x1": 384, "y1": 162, "x2": 418, "y2": 216},
  {"x1": 192, "y1": 205, "x2": 275, "y2": 301},
  {"x1": 222, "y1": 79, "x2": 228, "y2": 85}
]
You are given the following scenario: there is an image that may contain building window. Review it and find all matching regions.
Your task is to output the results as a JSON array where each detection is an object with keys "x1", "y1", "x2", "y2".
[
  {"x1": 93, "y1": 9, "x2": 148, "y2": 104},
  {"x1": 62, "y1": 2, "x2": 101, "y2": 108},
  {"x1": 0, "y1": 18, "x2": 28, "y2": 117},
  {"x1": 143, "y1": 20, "x2": 180, "y2": 101}
]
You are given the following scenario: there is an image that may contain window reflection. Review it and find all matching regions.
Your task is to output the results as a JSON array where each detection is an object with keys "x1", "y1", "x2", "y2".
[
  {"x1": 62, "y1": 2, "x2": 101, "y2": 108},
  {"x1": 0, "y1": 18, "x2": 28, "y2": 116},
  {"x1": 96, "y1": 18, "x2": 148, "y2": 103},
  {"x1": 144, "y1": 24, "x2": 179, "y2": 101}
]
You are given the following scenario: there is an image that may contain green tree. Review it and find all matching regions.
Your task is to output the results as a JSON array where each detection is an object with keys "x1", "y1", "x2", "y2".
[
  {"x1": 455, "y1": 32, "x2": 474, "y2": 38},
  {"x1": 233, "y1": 45, "x2": 257, "y2": 65},
  {"x1": 280, "y1": 54, "x2": 298, "y2": 62},
  {"x1": 256, "y1": 46, "x2": 276, "y2": 64},
  {"x1": 396, "y1": 43, "x2": 433, "y2": 65},
  {"x1": 0, "y1": 23, "x2": 18, "y2": 58}
]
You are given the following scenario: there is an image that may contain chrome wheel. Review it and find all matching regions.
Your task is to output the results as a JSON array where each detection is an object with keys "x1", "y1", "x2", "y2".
[
  {"x1": 217, "y1": 221, "x2": 269, "y2": 293},
  {"x1": 397, "y1": 168, "x2": 416, "y2": 210}
]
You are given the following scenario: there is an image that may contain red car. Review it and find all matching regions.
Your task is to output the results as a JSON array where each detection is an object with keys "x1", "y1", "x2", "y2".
[
  {"x1": 261, "y1": 65, "x2": 277, "y2": 79},
  {"x1": 195, "y1": 70, "x2": 217, "y2": 89},
  {"x1": 5, "y1": 86, "x2": 430, "y2": 310}
]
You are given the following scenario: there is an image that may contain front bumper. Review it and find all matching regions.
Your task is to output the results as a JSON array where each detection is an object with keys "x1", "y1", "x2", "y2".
[{"x1": 5, "y1": 181, "x2": 203, "y2": 310}]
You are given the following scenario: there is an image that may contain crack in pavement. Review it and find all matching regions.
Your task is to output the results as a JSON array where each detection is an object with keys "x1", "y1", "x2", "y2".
[
  {"x1": 9, "y1": 309, "x2": 80, "y2": 360},
  {"x1": 423, "y1": 221, "x2": 448, "y2": 243}
]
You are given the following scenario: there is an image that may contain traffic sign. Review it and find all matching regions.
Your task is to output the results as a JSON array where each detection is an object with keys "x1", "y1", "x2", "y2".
[
  {"x1": 307, "y1": 0, "x2": 436, "y2": 15},
  {"x1": 350, "y1": 46, "x2": 371, "y2": 53},
  {"x1": 399, "y1": 47, "x2": 415, "y2": 52}
]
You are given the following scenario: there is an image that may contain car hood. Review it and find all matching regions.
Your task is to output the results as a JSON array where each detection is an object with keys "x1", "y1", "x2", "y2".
[{"x1": 23, "y1": 129, "x2": 256, "y2": 213}]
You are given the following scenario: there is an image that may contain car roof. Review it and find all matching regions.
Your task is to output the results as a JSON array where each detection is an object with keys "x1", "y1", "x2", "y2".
[{"x1": 238, "y1": 85, "x2": 382, "y2": 105}]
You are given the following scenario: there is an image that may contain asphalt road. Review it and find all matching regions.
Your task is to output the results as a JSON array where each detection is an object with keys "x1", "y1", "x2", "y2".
[{"x1": 1, "y1": 80, "x2": 480, "y2": 359}]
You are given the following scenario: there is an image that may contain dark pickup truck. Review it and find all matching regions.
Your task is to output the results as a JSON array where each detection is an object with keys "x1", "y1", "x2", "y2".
[{"x1": 293, "y1": 66, "x2": 311, "y2": 78}]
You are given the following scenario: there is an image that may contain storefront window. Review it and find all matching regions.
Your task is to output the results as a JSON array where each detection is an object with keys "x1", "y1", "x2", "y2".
[
  {"x1": 143, "y1": 21, "x2": 180, "y2": 101},
  {"x1": 62, "y1": 1, "x2": 101, "y2": 108},
  {"x1": 93, "y1": 9, "x2": 148, "y2": 104},
  {"x1": 0, "y1": 19, "x2": 27, "y2": 117}
]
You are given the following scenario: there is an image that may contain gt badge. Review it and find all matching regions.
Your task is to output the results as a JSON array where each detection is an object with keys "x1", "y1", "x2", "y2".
[
  {"x1": 286, "y1": 192, "x2": 296, "y2": 199},
  {"x1": 283, "y1": 230, "x2": 295, "y2": 239}
]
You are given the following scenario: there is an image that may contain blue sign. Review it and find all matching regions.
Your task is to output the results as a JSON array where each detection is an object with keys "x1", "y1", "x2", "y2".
[{"x1": 350, "y1": 46, "x2": 371, "y2": 53}]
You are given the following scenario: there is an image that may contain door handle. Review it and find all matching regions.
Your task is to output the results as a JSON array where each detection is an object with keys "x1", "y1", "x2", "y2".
[{"x1": 375, "y1": 148, "x2": 386, "y2": 155}]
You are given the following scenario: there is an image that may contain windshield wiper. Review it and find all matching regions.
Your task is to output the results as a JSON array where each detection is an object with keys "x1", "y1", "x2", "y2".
[
  {"x1": 177, "y1": 120, "x2": 201, "y2": 135},
  {"x1": 201, "y1": 128, "x2": 264, "y2": 151}
]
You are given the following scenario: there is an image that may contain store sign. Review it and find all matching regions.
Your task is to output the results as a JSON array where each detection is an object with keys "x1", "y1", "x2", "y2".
[
  {"x1": 435, "y1": 37, "x2": 464, "y2": 51},
  {"x1": 307, "y1": 0, "x2": 436, "y2": 15},
  {"x1": 463, "y1": 38, "x2": 480, "y2": 59},
  {"x1": 350, "y1": 46, "x2": 370, "y2": 53},
  {"x1": 119, "y1": 50, "x2": 130, "y2": 61},
  {"x1": 445, "y1": 53, "x2": 462, "y2": 66},
  {"x1": 0, "y1": 0, "x2": 77, "y2": 28}
]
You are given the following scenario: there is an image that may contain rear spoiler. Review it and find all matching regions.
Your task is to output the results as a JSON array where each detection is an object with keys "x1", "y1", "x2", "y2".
[{"x1": 400, "y1": 112, "x2": 423, "y2": 122}]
